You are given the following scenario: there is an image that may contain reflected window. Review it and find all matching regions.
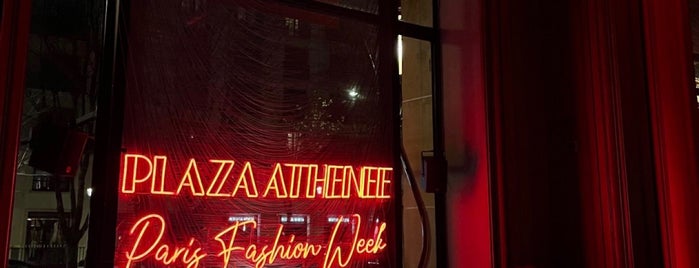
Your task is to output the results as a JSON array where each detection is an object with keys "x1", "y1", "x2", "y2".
[
  {"x1": 7, "y1": 0, "x2": 104, "y2": 266},
  {"x1": 20, "y1": 212, "x2": 71, "y2": 265},
  {"x1": 31, "y1": 176, "x2": 69, "y2": 192},
  {"x1": 280, "y1": 214, "x2": 309, "y2": 240}
]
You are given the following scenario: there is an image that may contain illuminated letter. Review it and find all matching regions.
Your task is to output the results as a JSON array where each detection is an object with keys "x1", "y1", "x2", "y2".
[
  {"x1": 176, "y1": 159, "x2": 206, "y2": 196},
  {"x1": 377, "y1": 167, "x2": 393, "y2": 198},
  {"x1": 285, "y1": 164, "x2": 311, "y2": 198},
  {"x1": 356, "y1": 223, "x2": 387, "y2": 254},
  {"x1": 207, "y1": 160, "x2": 235, "y2": 197},
  {"x1": 121, "y1": 154, "x2": 154, "y2": 194},
  {"x1": 361, "y1": 167, "x2": 393, "y2": 199},
  {"x1": 324, "y1": 165, "x2": 345, "y2": 199},
  {"x1": 362, "y1": 167, "x2": 379, "y2": 198},
  {"x1": 125, "y1": 214, "x2": 166, "y2": 268},
  {"x1": 304, "y1": 164, "x2": 323, "y2": 198},
  {"x1": 154, "y1": 244, "x2": 177, "y2": 265},
  {"x1": 151, "y1": 156, "x2": 174, "y2": 195},
  {"x1": 231, "y1": 162, "x2": 259, "y2": 198},
  {"x1": 181, "y1": 238, "x2": 207, "y2": 268},
  {"x1": 214, "y1": 220, "x2": 257, "y2": 267},
  {"x1": 323, "y1": 215, "x2": 361, "y2": 268},
  {"x1": 341, "y1": 166, "x2": 362, "y2": 198},
  {"x1": 263, "y1": 163, "x2": 288, "y2": 198}
]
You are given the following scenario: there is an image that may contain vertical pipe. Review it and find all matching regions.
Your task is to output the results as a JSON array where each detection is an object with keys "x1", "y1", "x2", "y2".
[{"x1": 431, "y1": 0, "x2": 449, "y2": 267}]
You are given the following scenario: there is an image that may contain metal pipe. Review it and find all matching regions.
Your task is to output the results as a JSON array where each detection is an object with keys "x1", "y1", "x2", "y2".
[
  {"x1": 431, "y1": 0, "x2": 449, "y2": 267},
  {"x1": 401, "y1": 145, "x2": 432, "y2": 268}
]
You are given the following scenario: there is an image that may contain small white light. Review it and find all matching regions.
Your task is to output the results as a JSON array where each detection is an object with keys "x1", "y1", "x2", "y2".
[
  {"x1": 348, "y1": 88, "x2": 359, "y2": 99},
  {"x1": 86, "y1": 188, "x2": 93, "y2": 197},
  {"x1": 316, "y1": 186, "x2": 323, "y2": 195},
  {"x1": 327, "y1": 216, "x2": 350, "y2": 223},
  {"x1": 228, "y1": 216, "x2": 254, "y2": 222},
  {"x1": 398, "y1": 35, "x2": 403, "y2": 75}
]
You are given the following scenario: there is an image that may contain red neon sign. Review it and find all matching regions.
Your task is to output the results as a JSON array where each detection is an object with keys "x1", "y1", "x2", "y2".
[
  {"x1": 120, "y1": 154, "x2": 393, "y2": 199},
  {"x1": 124, "y1": 213, "x2": 387, "y2": 268},
  {"x1": 118, "y1": 154, "x2": 393, "y2": 267}
]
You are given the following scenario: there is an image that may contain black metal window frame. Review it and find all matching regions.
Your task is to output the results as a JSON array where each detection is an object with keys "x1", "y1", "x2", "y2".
[{"x1": 85, "y1": 0, "x2": 444, "y2": 267}]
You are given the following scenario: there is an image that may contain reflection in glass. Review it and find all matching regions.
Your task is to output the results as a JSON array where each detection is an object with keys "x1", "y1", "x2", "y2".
[
  {"x1": 400, "y1": 36, "x2": 436, "y2": 268},
  {"x1": 8, "y1": 0, "x2": 104, "y2": 267}
]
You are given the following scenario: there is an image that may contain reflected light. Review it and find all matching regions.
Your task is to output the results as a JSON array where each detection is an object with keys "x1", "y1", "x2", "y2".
[
  {"x1": 228, "y1": 216, "x2": 255, "y2": 222},
  {"x1": 348, "y1": 88, "x2": 359, "y2": 99},
  {"x1": 398, "y1": 35, "x2": 403, "y2": 75}
]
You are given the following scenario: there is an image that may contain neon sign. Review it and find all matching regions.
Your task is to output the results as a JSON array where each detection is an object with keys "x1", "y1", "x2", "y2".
[
  {"x1": 123, "y1": 213, "x2": 386, "y2": 268},
  {"x1": 117, "y1": 154, "x2": 393, "y2": 267},
  {"x1": 121, "y1": 154, "x2": 393, "y2": 199}
]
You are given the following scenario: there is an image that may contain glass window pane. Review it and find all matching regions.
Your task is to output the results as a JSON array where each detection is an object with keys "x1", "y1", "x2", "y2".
[
  {"x1": 400, "y1": 0, "x2": 433, "y2": 27},
  {"x1": 399, "y1": 36, "x2": 436, "y2": 268},
  {"x1": 9, "y1": 0, "x2": 104, "y2": 266},
  {"x1": 114, "y1": 1, "x2": 399, "y2": 267}
]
